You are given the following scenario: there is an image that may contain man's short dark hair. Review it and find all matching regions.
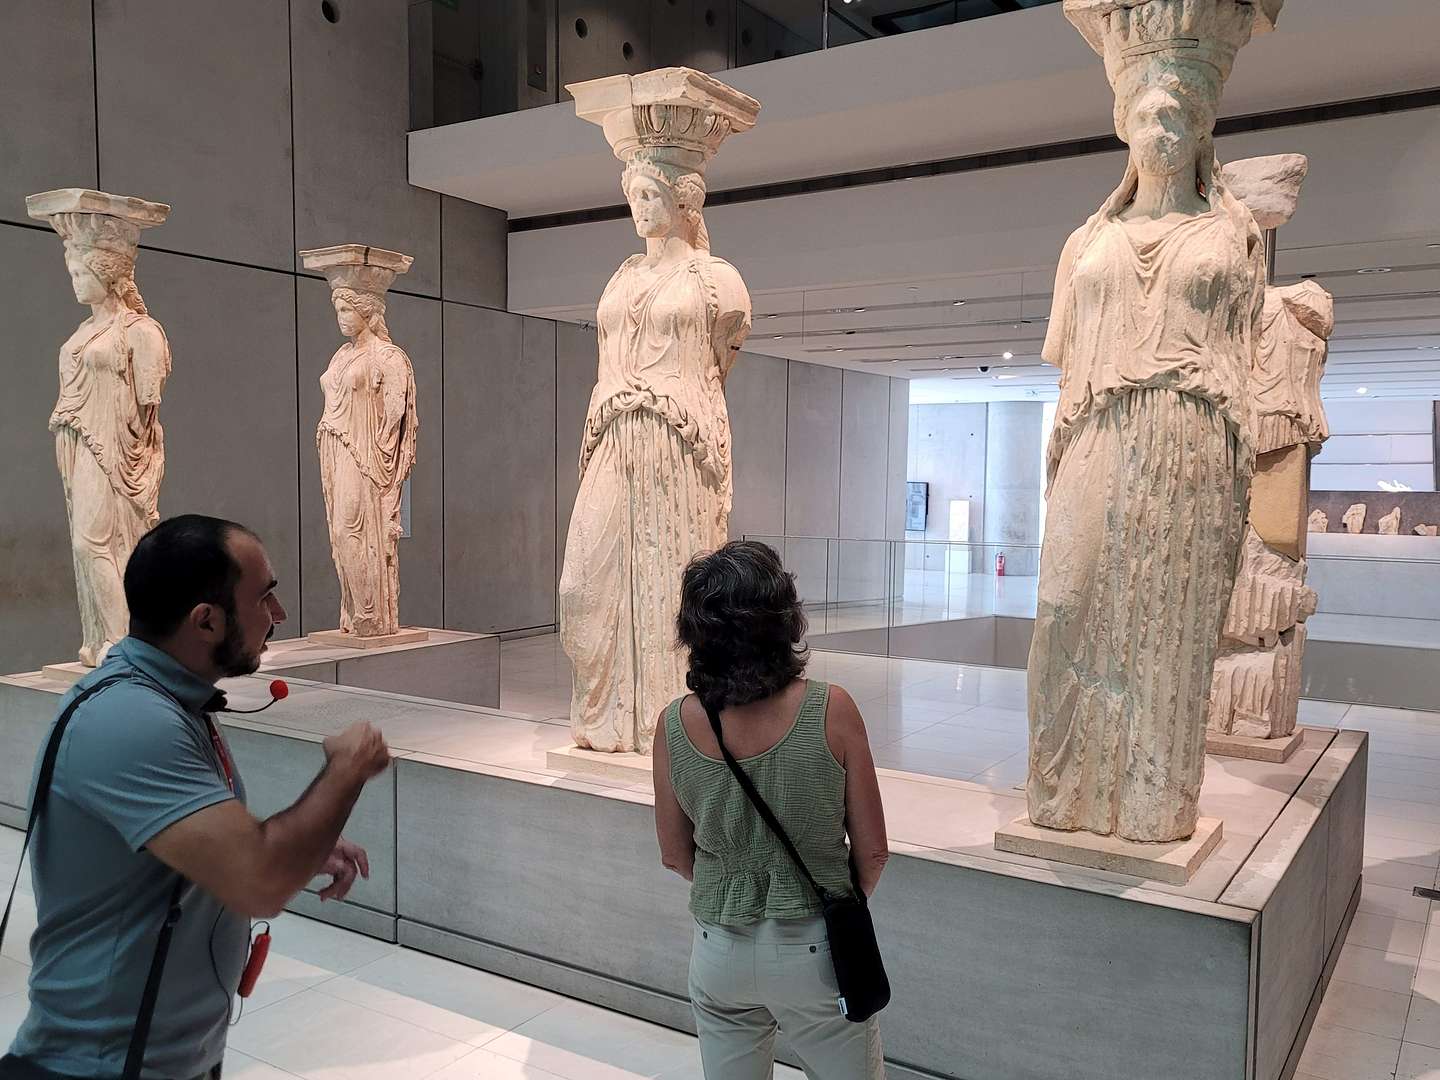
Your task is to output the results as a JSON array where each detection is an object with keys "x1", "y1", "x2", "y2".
[{"x1": 124, "y1": 515, "x2": 257, "y2": 639}]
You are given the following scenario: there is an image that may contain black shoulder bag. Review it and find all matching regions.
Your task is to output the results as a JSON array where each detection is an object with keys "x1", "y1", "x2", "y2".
[
  {"x1": 702, "y1": 698, "x2": 890, "y2": 1023},
  {"x1": 0, "y1": 675, "x2": 188, "y2": 1080}
]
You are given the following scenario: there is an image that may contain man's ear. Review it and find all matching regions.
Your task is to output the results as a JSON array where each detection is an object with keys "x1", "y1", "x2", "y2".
[{"x1": 190, "y1": 602, "x2": 223, "y2": 641}]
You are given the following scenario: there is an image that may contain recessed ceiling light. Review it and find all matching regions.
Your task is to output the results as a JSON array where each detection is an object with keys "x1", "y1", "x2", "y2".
[
  {"x1": 773, "y1": 335, "x2": 783, "y2": 339},
  {"x1": 765, "y1": 314, "x2": 778, "y2": 319},
  {"x1": 1356, "y1": 386, "x2": 1369, "y2": 394},
  {"x1": 1428, "y1": 243, "x2": 1440, "y2": 249},
  {"x1": 995, "y1": 374, "x2": 1018, "y2": 380},
  {"x1": 1002, "y1": 351, "x2": 1014, "y2": 360},
  {"x1": 1357, "y1": 267, "x2": 1392, "y2": 274},
  {"x1": 853, "y1": 307, "x2": 867, "y2": 312},
  {"x1": 952, "y1": 300, "x2": 966, "y2": 306}
]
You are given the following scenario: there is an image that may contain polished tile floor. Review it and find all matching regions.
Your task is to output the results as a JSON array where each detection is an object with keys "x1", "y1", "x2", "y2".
[{"x1": 2, "y1": 642, "x2": 1439, "y2": 1077}]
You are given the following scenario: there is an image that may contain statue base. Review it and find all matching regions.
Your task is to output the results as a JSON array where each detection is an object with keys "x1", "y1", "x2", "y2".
[
  {"x1": 994, "y1": 816, "x2": 1224, "y2": 886},
  {"x1": 307, "y1": 627, "x2": 430, "y2": 650},
  {"x1": 1206, "y1": 727, "x2": 1306, "y2": 763},
  {"x1": 39, "y1": 662, "x2": 91, "y2": 687},
  {"x1": 546, "y1": 744, "x2": 653, "y2": 783}
]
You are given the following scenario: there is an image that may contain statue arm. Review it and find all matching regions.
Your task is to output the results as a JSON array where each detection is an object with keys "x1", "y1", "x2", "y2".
[
  {"x1": 708, "y1": 260, "x2": 752, "y2": 383},
  {"x1": 129, "y1": 319, "x2": 171, "y2": 407},
  {"x1": 1041, "y1": 226, "x2": 1086, "y2": 372}
]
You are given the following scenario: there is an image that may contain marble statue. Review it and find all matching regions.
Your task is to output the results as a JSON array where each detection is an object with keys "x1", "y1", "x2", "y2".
[
  {"x1": 1417, "y1": 525, "x2": 1439, "y2": 538},
  {"x1": 559, "y1": 68, "x2": 759, "y2": 754},
  {"x1": 300, "y1": 245, "x2": 419, "y2": 642},
  {"x1": 1343, "y1": 503, "x2": 1366, "y2": 534},
  {"x1": 1025, "y1": 0, "x2": 1277, "y2": 843},
  {"x1": 1378, "y1": 508, "x2": 1402, "y2": 535},
  {"x1": 1206, "y1": 155, "x2": 1331, "y2": 746},
  {"x1": 27, "y1": 189, "x2": 172, "y2": 668},
  {"x1": 1308, "y1": 509, "x2": 1329, "y2": 533}
]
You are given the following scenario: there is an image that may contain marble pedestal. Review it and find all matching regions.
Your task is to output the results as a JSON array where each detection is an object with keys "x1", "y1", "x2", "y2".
[
  {"x1": 261, "y1": 628, "x2": 498, "y2": 707},
  {"x1": 1207, "y1": 727, "x2": 1306, "y2": 763},
  {"x1": 994, "y1": 816, "x2": 1224, "y2": 885},
  {"x1": 38, "y1": 661, "x2": 90, "y2": 687},
  {"x1": 308, "y1": 627, "x2": 430, "y2": 649},
  {"x1": 546, "y1": 744, "x2": 652, "y2": 782},
  {"x1": 0, "y1": 669, "x2": 1366, "y2": 1080}
]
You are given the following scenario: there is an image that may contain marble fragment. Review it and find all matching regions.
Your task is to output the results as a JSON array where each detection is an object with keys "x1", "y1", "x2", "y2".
[
  {"x1": 1416, "y1": 524, "x2": 1439, "y2": 537},
  {"x1": 558, "y1": 69, "x2": 759, "y2": 755},
  {"x1": 1219, "y1": 154, "x2": 1308, "y2": 231},
  {"x1": 27, "y1": 188, "x2": 172, "y2": 668},
  {"x1": 1308, "y1": 509, "x2": 1329, "y2": 533},
  {"x1": 1342, "y1": 503, "x2": 1366, "y2": 534},
  {"x1": 1377, "y1": 508, "x2": 1402, "y2": 535},
  {"x1": 300, "y1": 244, "x2": 419, "y2": 642}
]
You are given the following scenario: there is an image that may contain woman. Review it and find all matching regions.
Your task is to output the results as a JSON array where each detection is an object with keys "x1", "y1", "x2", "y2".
[
  {"x1": 1028, "y1": 0, "x2": 1269, "y2": 843},
  {"x1": 653, "y1": 540, "x2": 889, "y2": 1080},
  {"x1": 45, "y1": 206, "x2": 171, "y2": 667},
  {"x1": 316, "y1": 282, "x2": 418, "y2": 639},
  {"x1": 559, "y1": 144, "x2": 752, "y2": 755}
]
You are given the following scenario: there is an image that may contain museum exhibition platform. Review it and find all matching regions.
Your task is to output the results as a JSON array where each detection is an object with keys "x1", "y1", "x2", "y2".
[{"x1": 0, "y1": 644, "x2": 1365, "y2": 1080}]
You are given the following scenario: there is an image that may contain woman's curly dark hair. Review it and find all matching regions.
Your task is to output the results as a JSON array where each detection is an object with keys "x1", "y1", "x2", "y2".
[{"x1": 677, "y1": 540, "x2": 809, "y2": 712}]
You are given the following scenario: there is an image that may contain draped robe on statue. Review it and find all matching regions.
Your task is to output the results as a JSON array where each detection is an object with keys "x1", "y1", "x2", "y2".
[
  {"x1": 51, "y1": 312, "x2": 169, "y2": 666},
  {"x1": 317, "y1": 341, "x2": 418, "y2": 637},
  {"x1": 560, "y1": 252, "x2": 749, "y2": 754},
  {"x1": 1027, "y1": 164, "x2": 1265, "y2": 842}
]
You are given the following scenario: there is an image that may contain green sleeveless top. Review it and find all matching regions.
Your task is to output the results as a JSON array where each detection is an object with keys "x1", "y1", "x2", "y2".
[{"x1": 666, "y1": 680, "x2": 853, "y2": 924}]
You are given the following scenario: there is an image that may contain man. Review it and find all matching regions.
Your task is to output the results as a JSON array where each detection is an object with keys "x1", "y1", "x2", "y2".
[{"x1": 1, "y1": 515, "x2": 391, "y2": 1080}]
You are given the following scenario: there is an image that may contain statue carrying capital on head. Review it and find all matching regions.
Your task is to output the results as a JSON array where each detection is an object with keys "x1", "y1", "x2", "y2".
[{"x1": 27, "y1": 189, "x2": 172, "y2": 668}]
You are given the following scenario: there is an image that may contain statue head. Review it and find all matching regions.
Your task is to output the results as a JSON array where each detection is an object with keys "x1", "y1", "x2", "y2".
[
  {"x1": 26, "y1": 191, "x2": 169, "y2": 315},
  {"x1": 621, "y1": 157, "x2": 709, "y2": 249},
  {"x1": 1065, "y1": 0, "x2": 1282, "y2": 184},
  {"x1": 56, "y1": 214, "x2": 149, "y2": 314},
  {"x1": 332, "y1": 288, "x2": 391, "y2": 344}
]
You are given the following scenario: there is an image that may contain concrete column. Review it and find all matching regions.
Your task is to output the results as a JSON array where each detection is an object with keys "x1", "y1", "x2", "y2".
[{"x1": 983, "y1": 402, "x2": 1046, "y2": 577}]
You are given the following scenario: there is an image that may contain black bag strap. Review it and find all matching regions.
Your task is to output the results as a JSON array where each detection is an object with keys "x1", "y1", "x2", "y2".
[
  {"x1": 0, "y1": 672, "x2": 190, "y2": 1080},
  {"x1": 700, "y1": 696, "x2": 836, "y2": 903}
]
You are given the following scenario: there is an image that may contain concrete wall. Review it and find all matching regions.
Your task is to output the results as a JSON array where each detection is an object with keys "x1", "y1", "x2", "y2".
[
  {"x1": 906, "y1": 403, "x2": 989, "y2": 573},
  {"x1": 0, "y1": 0, "x2": 509, "y2": 674},
  {"x1": 982, "y1": 402, "x2": 1046, "y2": 577}
]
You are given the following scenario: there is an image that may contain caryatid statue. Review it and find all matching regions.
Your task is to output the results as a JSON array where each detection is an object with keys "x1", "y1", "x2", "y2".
[
  {"x1": 27, "y1": 189, "x2": 172, "y2": 668},
  {"x1": 1207, "y1": 155, "x2": 1332, "y2": 750},
  {"x1": 1022, "y1": 0, "x2": 1279, "y2": 844},
  {"x1": 559, "y1": 69, "x2": 759, "y2": 754},
  {"x1": 300, "y1": 245, "x2": 420, "y2": 645}
]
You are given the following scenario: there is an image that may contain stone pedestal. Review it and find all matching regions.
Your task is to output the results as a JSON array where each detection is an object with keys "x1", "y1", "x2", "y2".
[
  {"x1": 39, "y1": 662, "x2": 90, "y2": 687},
  {"x1": 994, "y1": 816, "x2": 1225, "y2": 886},
  {"x1": 1207, "y1": 727, "x2": 1305, "y2": 763},
  {"x1": 308, "y1": 627, "x2": 430, "y2": 649},
  {"x1": 546, "y1": 744, "x2": 652, "y2": 782}
]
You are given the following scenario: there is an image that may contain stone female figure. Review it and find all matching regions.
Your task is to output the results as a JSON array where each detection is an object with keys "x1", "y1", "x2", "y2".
[
  {"x1": 560, "y1": 69, "x2": 759, "y2": 754},
  {"x1": 302, "y1": 246, "x2": 418, "y2": 641},
  {"x1": 27, "y1": 190, "x2": 171, "y2": 667},
  {"x1": 1025, "y1": 0, "x2": 1275, "y2": 843}
]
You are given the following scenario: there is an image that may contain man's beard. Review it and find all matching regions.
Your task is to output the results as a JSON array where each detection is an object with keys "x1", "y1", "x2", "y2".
[{"x1": 213, "y1": 617, "x2": 273, "y2": 678}]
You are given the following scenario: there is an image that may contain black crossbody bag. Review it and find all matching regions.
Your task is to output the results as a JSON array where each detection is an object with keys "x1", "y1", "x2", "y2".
[
  {"x1": 702, "y1": 699, "x2": 890, "y2": 1023},
  {"x1": 0, "y1": 675, "x2": 188, "y2": 1080}
]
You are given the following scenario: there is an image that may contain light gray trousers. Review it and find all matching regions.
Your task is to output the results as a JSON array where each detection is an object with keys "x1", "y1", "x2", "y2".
[{"x1": 689, "y1": 917, "x2": 885, "y2": 1080}]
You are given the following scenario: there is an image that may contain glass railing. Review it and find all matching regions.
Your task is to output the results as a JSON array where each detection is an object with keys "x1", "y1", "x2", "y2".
[
  {"x1": 409, "y1": 0, "x2": 1062, "y2": 127},
  {"x1": 744, "y1": 534, "x2": 1440, "y2": 709},
  {"x1": 744, "y1": 535, "x2": 1042, "y2": 640}
]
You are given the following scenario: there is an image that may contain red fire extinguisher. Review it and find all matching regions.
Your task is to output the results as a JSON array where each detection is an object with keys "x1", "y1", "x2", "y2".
[{"x1": 996, "y1": 552, "x2": 1006, "y2": 577}]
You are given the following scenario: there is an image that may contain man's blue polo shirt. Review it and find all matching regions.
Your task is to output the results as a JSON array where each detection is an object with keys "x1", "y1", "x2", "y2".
[{"x1": 8, "y1": 637, "x2": 250, "y2": 1078}]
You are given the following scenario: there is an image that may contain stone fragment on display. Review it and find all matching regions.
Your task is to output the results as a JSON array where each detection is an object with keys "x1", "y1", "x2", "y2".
[
  {"x1": 558, "y1": 69, "x2": 759, "y2": 755},
  {"x1": 27, "y1": 188, "x2": 172, "y2": 668},
  {"x1": 1343, "y1": 503, "x2": 1367, "y2": 534},
  {"x1": 1206, "y1": 153, "x2": 1330, "y2": 756},
  {"x1": 1020, "y1": 0, "x2": 1279, "y2": 855},
  {"x1": 1416, "y1": 524, "x2": 1440, "y2": 537},
  {"x1": 300, "y1": 244, "x2": 424, "y2": 647},
  {"x1": 1377, "y1": 508, "x2": 1402, "y2": 535}
]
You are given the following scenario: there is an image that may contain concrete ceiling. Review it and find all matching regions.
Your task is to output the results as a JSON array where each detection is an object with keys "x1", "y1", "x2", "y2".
[{"x1": 410, "y1": 0, "x2": 1440, "y2": 401}]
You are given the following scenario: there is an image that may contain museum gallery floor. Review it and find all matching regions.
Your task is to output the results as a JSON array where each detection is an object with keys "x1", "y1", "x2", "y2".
[{"x1": 1, "y1": 636, "x2": 1366, "y2": 1080}]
